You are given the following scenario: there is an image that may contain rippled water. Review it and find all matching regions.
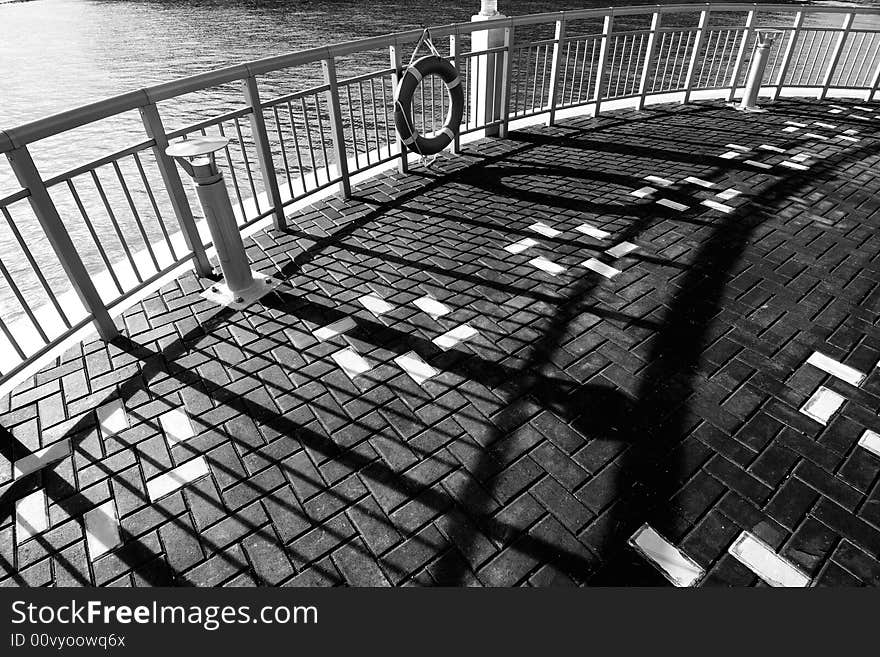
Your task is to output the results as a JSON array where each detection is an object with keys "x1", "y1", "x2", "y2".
[{"x1": 0, "y1": 0, "x2": 874, "y2": 340}]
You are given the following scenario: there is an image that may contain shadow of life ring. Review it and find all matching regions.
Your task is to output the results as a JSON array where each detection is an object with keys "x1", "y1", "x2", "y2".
[{"x1": 394, "y1": 55, "x2": 464, "y2": 156}]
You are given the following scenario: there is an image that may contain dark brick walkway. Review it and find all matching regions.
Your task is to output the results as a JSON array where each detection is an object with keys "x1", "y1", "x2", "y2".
[{"x1": 3, "y1": 98, "x2": 880, "y2": 586}]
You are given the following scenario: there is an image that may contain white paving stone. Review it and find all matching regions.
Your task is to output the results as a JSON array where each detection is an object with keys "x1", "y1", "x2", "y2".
[
  {"x1": 701, "y1": 199, "x2": 734, "y2": 214},
  {"x1": 529, "y1": 256, "x2": 566, "y2": 276},
  {"x1": 729, "y1": 531, "x2": 810, "y2": 587},
  {"x1": 432, "y1": 324, "x2": 478, "y2": 351},
  {"x1": 413, "y1": 296, "x2": 451, "y2": 320},
  {"x1": 684, "y1": 176, "x2": 714, "y2": 188},
  {"x1": 504, "y1": 237, "x2": 538, "y2": 254},
  {"x1": 828, "y1": 108, "x2": 843, "y2": 114},
  {"x1": 837, "y1": 134, "x2": 860, "y2": 143},
  {"x1": 813, "y1": 122, "x2": 837, "y2": 129},
  {"x1": 359, "y1": 294, "x2": 394, "y2": 317},
  {"x1": 13, "y1": 439, "x2": 71, "y2": 479},
  {"x1": 791, "y1": 153, "x2": 813, "y2": 163},
  {"x1": 786, "y1": 121, "x2": 807, "y2": 127},
  {"x1": 582, "y1": 258, "x2": 621, "y2": 279},
  {"x1": 800, "y1": 386, "x2": 846, "y2": 425},
  {"x1": 716, "y1": 188, "x2": 741, "y2": 201},
  {"x1": 759, "y1": 144, "x2": 786, "y2": 153},
  {"x1": 84, "y1": 500, "x2": 122, "y2": 560},
  {"x1": 803, "y1": 132, "x2": 829, "y2": 140},
  {"x1": 15, "y1": 490, "x2": 48, "y2": 543},
  {"x1": 780, "y1": 160, "x2": 809, "y2": 170},
  {"x1": 146, "y1": 456, "x2": 210, "y2": 502},
  {"x1": 630, "y1": 186, "x2": 656, "y2": 199},
  {"x1": 528, "y1": 222, "x2": 561, "y2": 238},
  {"x1": 644, "y1": 175, "x2": 673, "y2": 187},
  {"x1": 605, "y1": 242, "x2": 638, "y2": 258},
  {"x1": 744, "y1": 159, "x2": 772, "y2": 169},
  {"x1": 313, "y1": 317, "x2": 356, "y2": 341},
  {"x1": 806, "y1": 352, "x2": 865, "y2": 387},
  {"x1": 858, "y1": 430, "x2": 880, "y2": 458},
  {"x1": 656, "y1": 198, "x2": 689, "y2": 211},
  {"x1": 782, "y1": 126, "x2": 800, "y2": 133},
  {"x1": 97, "y1": 399, "x2": 128, "y2": 438},
  {"x1": 629, "y1": 524, "x2": 704, "y2": 587},
  {"x1": 575, "y1": 223, "x2": 610, "y2": 240},
  {"x1": 720, "y1": 151, "x2": 742, "y2": 159},
  {"x1": 394, "y1": 351, "x2": 439, "y2": 385},
  {"x1": 725, "y1": 144, "x2": 751, "y2": 152},
  {"x1": 331, "y1": 348, "x2": 372, "y2": 379},
  {"x1": 853, "y1": 106, "x2": 874, "y2": 112},
  {"x1": 159, "y1": 408, "x2": 196, "y2": 445}
]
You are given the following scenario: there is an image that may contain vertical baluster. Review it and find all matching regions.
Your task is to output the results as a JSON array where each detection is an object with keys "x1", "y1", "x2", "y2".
[
  {"x1": 112, "y1": 160, "x2": 160, "y2": 273},
  {"x1": 547, "y1": 15, "x2": 568, "y2": 125},
  {"x1": 133, "y1": 152, "x2": 178, "y2": 265},
  {"x1": 389, "y1": 43, "x2": 408, "y2": 174},
  {"x1": 287, "y1": 101, "x2": 308, "y2": 193},
  {"x1": 139, "y1": 101, "x2": 211, "y2": 276},
  {"x1": 450, "y1": 32, "x2": 463, "y2": 152},
  {"x1": 727, "y1": 9, "x2": 756, "y2": 102},
  {"x1": 272, "y1": 105, "x2": 295, "y2": 198},
  {"x1": 569, "y1": 39, "x2": 582, "y2": 104},
  {"x1": 380, "y1": 75, "x2": 393, "y2": 157},
  {"x1": 609, "y1": 36, "x2": 620, "y2": 98},
  {"x1": 243, "y1": 74, "x2": 285, "y2": 228},
  {"x1": 322, "y1": 57, "x2": 351, "y2": 197},
  {"x1": 313, "y1": 95, "x2": 330, "y2": 183},
  {"x1": 369, "y1": 78, "x2": 382, "y2": 159},
  {"x1": 0, "y1": 312, "x2": 25, "y2": 361},
  {"x1": 92, "y1": 169, "x2": 142, "y2": 284},
  {"x1": 215, "y1": 123, "x2": 247, "y2": 222},
  {"x1": 773, "y1": 12, "x2": 803, "y2": 100},
  {"x1": 0, "y1": 254, "x2": 48, "y2": 344},
  {"x1": 820, "y1": 12, "x2": 855, "y2": 100},
  {"x1": 637, "y1": 12, "x2": 661, "y2": 110},
  {"x1": 300, "y1": 97, "x2": 320, "y2": 189},
  {"x1": 842, "y1": 32, "x2": 866, "y2": 88},
  {"x1": 868, "y1": 42, "x2": 880, "y2": 101},
  {"x1": 594, "y1": 12, "x2": 614, "y2": 114},
  {"x1": 499, "y1": 26, "x2": 515, "y2": 138},
  {"x1": 357, "y1": 82, "x2": 371, "y2": 164},
  {"x1": 4, "y1": 145, "x2": 117, "y2": 340}
]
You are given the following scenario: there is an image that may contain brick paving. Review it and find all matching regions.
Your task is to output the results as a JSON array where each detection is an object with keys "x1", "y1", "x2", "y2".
[{"x1": 2, "y1": 98, "x2": 880, "y2": 586}]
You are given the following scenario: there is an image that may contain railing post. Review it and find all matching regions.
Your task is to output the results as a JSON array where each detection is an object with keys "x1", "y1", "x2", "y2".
[
  {"x1": 772, "y1": 11, "x2": 804, "y2": 101},
  {"x1": 389, "y1": 42, "x2": 409, "y2": 174},
  {"x1": 499, "y1": 25, "x2": 516, "y2": 138},
  {"x1": 139, "y1": 101, "x2": 213, "y2": 278},
  {"x1": 727, "y1": 9, "x2": 756, "y2": 102},
  {"x1": 683, "y1": 9, "x2": 711, "y2": 104},
  {"x1": 637, "y1": 11, "x2": 661, "y2": 110},
  {"x1": 868, "y1": 57, "x2": 880, "y2": 102},
  {"x1": 321, "y1": 57, "x2": 352, "y2": 198},
  {"x1": 5, "y1": 146, "x2": 118, "y2": 340},
  {"x1": 449, "y1": 31, "x2": 463, "y2": 153},
  {"x1": 242, "y1": 74, "x2": 286, "y2": 229},
  {"x1": 593, "y1": 12, "x2": 614, "y2": 116},
  {"x1": 820, "y1": 12, "x2": 855, "y2": 101},
  {"x1": 469, "y1": 2, "x2": 507, "y2": 136},
  {"x1": 547, "y1": 14, "x2": 568, "y2": 125}
]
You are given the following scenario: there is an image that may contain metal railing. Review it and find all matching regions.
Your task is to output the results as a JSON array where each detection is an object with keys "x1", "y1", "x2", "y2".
[{"x1": 1, "y1": 3, "x2": 879, "y2": 391}]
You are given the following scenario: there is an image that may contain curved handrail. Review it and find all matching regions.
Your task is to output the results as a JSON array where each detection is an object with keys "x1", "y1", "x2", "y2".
[{"x1": 0, "y1": 2, "x2": 879, "y2": 393}]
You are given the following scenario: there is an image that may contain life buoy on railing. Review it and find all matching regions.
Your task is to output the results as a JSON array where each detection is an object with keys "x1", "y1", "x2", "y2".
[{"x1": 394, "y1": 54, "x2": 464, "y2": 157}]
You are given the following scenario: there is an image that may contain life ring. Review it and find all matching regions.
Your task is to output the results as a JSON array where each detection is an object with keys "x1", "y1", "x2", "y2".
[{"x1": 394, "y1": 55, "x2": 464, "y2": 156}]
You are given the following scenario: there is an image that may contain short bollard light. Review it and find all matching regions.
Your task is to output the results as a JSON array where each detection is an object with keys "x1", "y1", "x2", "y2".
[
  {"x1": 737, "y1": 30, "x2": 783, "y2": 112},
  {"x1": 166, "y1": 136, "x2": 281, "y2": 309}
]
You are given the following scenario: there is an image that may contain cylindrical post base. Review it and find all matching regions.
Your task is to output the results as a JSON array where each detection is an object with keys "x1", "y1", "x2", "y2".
[
  {"x1": 739, "y1": 32, "x2": 778, "y2": 111},
  {"x1": 195, "y1": 175, "x2": 254, "y2": 294}
]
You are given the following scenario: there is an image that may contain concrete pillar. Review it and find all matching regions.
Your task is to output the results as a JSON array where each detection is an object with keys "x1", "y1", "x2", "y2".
[{"x1": 470, "y1": 1, "x2": 506, "y2": 136}]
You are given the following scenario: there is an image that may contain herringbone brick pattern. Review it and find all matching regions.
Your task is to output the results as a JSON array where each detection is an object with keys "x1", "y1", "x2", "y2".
[{"x1": 2, "y1": 98, "x2": 880, "y2": 586}]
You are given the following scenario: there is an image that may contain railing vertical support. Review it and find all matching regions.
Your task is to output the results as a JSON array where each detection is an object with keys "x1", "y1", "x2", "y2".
[
  {"x1": 449, "y1": 32, "x2": 463, "y2": 153},
  {"x1": 727, "y1": 9, "x2": 756, "y2": 102},
  {"x1": 243, "y1": 74, "x2": 286, "y2": 229},
  {"x1": 469, "y1": 5, "x2": 507, "y2": 136},
  {"x1": 139, "y1": 101, "x2": 213, "y2": 278},
  {"x1": 547, "y1": 14, "x2": 568, "y2": 125},
  {"x1": 773, "y1": 11, "x2": 804, "y2": 101},
  {"x1": 683, "y1": 9, "x2": 711, "y2": 104},
  {"x1": 593, "y1": 12, "x2": 614, "y2": 116},
  {"x1": 820, "y1": 12, "x2": 855, "y2": 100},
  {"x1": 321, "y1": 57, "x2": 352, "y2": 198},
  {"x1": 867, "y1": 56, "x2": 880, "y2": 102},
  {"x1": 5, "y1": 146, "x2": 118, "y2": 340},
  {"x1": 389, "y1": 43, "x2": 409, "y2": 174},
  {"x1": 637, "y1": 11, "x2": 661, "y2": 110},
  {"x1": 499, "y1": 26, "x2": 516, "y2": 138}
]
